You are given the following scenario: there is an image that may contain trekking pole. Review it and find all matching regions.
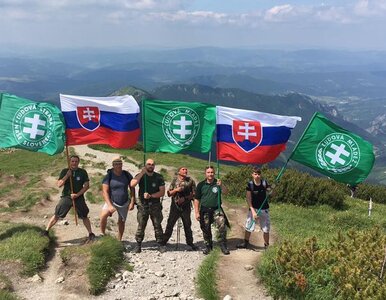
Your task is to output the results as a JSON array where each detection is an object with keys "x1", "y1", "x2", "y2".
[{"x1": 176, "y1": 217, "x2": 182, "y2": 250}]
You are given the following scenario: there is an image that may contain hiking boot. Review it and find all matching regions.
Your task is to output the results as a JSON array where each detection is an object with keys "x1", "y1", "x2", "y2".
[
  {"x1": 220, "y1": 244, "x2": 230, "y2": 255},
  {"x1": 159, "y1": 245, "x2": 167, "y2": 253},
  {"x1": 133, "y1": 243, "x2": 142, "y2": 253},
  {"x1": 202, "y1": 244, "x2": 212, "y2": 255},
  {"x1": 236, "y1": 240, "x2": 249, "y2": 249},
  {"x1": 187, "y1": 243, "x2": 199, "y2": 251},
  {"x1": 88, "y1": 233, "x2": 96, "y2": 241},
  {"x1": 264, "y1": 243, "x2": 269, "y2": 250},
  {"x1": 41, "y1": 230, "x2": 49, "y2": 237}
]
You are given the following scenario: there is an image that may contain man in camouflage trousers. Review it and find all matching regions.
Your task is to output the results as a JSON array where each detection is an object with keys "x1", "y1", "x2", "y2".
[
  {"x1": 194, "y1": 166, "x2": 230, "y2": 255},
  {"x1": 131, "y1": 158, "x2": 165, "y2": 253},
  {"x1": 162, "y1": 166, "x2": 198, "y2": 250}
]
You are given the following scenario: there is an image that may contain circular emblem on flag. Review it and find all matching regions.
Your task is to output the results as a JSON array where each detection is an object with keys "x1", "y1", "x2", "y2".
[
  {"x1": 12, "y1": 104, "x2": 55, "y2": 150},
  {"x1": 162, "y1": 107, "x2": 200, "y2": 148},
  {"x1": 316, "y1": 133, "x2": 360, "y2": 174}
]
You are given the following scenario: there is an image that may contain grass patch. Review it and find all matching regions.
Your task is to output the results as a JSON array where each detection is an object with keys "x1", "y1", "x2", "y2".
[
  {"x1": 0, "y1": 290, "x2": 18, "y2": 300},
  {"x1": 196, "y1": 248, "x2": 220, "y2": 300},
  {"x1": 0, "y1": 223, "x2": 50, "y2": 276},
  {"x1": 87, "y1": 236, "x2": 125, "y2": 295}
]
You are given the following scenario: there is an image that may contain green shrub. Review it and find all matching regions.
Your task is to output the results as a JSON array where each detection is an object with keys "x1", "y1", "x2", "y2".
[
  {"x1": 356, "y1": 182, "x2": 386, "y2": 204},
  {"x1": 259, "y1": 227, "x2": 386, "y2": 299},
  {"x1": 87, "y1": 236, "x2": 124, "y2": 295},
  {"x1": 223, "y1": 166, "x2": 346, "y2": 209}
]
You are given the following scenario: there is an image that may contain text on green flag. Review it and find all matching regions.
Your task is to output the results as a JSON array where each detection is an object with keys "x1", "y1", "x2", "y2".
[
  {"x1": 290, "y1": 112, "x2": 375, "y2": 186},
  {"x1": 0, "y1": 93, "x2": 66, "y2": 155},
  {"x1": 143, "y1": 99, "x2": 216, "y2": 153}
]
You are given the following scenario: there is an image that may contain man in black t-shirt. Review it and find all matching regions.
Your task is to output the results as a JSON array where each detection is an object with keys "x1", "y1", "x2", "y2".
[
  {"x1": 237, "y1": 167, "x2": 271, "y2": 249},
  {"x1": 130, "y1": 158, "x2": 165, "y2": 253},
  {"x1": 44, "y1": 155, "x2": 95, "y2": 241}
]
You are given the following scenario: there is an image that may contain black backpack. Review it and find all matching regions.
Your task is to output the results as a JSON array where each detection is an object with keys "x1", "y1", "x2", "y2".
[{"x1": 106, "y1": 169, "x2": 132, "y2": 185}]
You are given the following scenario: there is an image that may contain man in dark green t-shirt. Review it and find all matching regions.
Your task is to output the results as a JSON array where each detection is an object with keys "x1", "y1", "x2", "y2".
[
  {"x1": 130, "y1": 158, "x2": 165, "y2": 253},
  {"x1": 44, "y1": 155, "x2": 95, "y2": 241},
  {"x1": 194, "y1": 166, "x2": 230, "y2": 255}
]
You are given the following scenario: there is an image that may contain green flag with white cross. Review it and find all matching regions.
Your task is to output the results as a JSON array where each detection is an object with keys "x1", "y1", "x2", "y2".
[
  {"x1": 0, "y1": 93, "x2": 66, "y2": 155},
  {"x1": 290, "y1": 112, "x2": 375, "y2": 186},
  {"x1": 142, "y1": 99, "x2": 216, "y2": 153}
]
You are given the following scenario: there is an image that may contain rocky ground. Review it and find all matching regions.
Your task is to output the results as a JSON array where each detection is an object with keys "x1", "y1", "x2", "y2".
[{"x1": 1, "y1": 145, "x2": 272, "y2": 300}]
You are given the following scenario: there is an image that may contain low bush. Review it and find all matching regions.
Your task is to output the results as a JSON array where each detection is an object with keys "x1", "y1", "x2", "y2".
[
  {"x1": 195, "y1": 248, "x2": 220, "y2": 300},
  {"x1": 356, "y1": 182, "x2": 386, "y2": 204},
  {"x1": 223, "y1": 166, "x2": 346, "y2": 209},
  {"x1": 259, "y1": 227, "x2": 386, "y2": 299}
]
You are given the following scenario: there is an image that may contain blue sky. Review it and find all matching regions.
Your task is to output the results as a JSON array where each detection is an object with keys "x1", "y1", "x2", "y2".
[{"x1": 1, "y1": 0, "x2": 385, "y2": 50}]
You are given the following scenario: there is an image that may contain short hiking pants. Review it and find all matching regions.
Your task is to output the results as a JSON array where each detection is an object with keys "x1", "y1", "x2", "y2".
[{"x1": 55, "y1": 196, "x2": 89, "y2": 219}]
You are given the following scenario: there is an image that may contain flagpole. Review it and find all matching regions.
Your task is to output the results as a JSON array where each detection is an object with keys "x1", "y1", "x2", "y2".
[
  {"x1": 65, "y1": 145, "x2": 78, "y2": 226},
  {"x1": 141, "y1": 99, "x2": 147, "y2": 192},
  {"x1": 257, "y1": 113, "x2": 318, "y2": 215}
]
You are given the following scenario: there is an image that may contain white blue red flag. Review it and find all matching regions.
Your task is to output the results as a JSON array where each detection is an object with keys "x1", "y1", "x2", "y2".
[
  {"x1": 60, "y1": 94, "x2": 140, "y2": 148},
  {"x1": 216, "y1": 106, "x2": 301, "y2": 163}
]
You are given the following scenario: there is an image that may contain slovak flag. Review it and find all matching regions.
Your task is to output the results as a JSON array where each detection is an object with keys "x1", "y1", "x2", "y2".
[
  {"x1": 216, "y1": 106, "x2": 301, "y2": 163},
  {"x1": 60, "y1": 94, "x2": 140, "y2": 148}
]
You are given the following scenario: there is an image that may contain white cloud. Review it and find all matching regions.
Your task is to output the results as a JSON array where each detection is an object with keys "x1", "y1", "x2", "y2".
[{"x1": 264, "y1": 4, "x2": 296, "y2": 22}]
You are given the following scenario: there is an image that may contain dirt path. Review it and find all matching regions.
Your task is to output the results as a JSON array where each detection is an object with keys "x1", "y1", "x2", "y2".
[
  {"x1": 217, "y1": 205, "x2": 272, "y2": 299},
  {"x1": 4, "y1": 145, "x2": 272, "y2": 300}
]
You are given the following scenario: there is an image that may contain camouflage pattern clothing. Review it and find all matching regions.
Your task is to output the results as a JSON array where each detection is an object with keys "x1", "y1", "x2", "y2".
[
  {"x1": 135, "y1": 172, "x2": 165, "y2": 243},
  {"x1": 163, "y1": 176, "x2": 196, "y2": 245}
]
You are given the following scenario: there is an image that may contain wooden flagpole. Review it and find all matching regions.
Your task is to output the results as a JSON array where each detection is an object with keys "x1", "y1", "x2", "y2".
[{"x1": 65, "y1": 145, "x2": 78, "y2": 226}]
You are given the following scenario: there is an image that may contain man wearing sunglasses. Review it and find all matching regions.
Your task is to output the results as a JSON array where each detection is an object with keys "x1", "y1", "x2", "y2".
[{"x1": 131, "y1": 159, "x2": 165, "y2": 253}]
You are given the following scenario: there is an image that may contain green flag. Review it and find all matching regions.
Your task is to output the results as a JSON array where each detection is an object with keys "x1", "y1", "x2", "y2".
[
  {"x1": 143, "y1": 99, "x2": 216, "y2": 153},
  {"x1": 290, "y1": 112, "x2": 375, "y2": 185},
  {"x1": 0, "y1": 93, "x2": 66, "y2": 155}
]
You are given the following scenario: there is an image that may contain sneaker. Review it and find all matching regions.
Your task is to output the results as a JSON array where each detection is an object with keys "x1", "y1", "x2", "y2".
[
  {"x1": 236, "y1": 240, "x2": 249, "y2": 249},
  {"x1": 220, "y1": 244, "x2": 230, "y2": 255},
  {"x1": 133, "y1": 243, "x2": 142, "y2": 253},
  {"x1": 159, "y1": 245, "x2": 167, "y2": 253},
  {"x1": 187, "y1": 243, "x2": 199, "y2": 251}
]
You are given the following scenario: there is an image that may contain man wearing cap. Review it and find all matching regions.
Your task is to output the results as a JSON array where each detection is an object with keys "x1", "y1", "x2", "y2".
[
  {"x1": 100, "y1": 157, "x2": 135, "y2": 241},
  {"x1": 131, "y1": 158, "x2": 165, "y2": 253},
  {"x1": 237, "y1": 167, "x2": 271, "y2": 249},
  {"x1": 44, "y1": 155, "x2": 95, "y2": 241}
]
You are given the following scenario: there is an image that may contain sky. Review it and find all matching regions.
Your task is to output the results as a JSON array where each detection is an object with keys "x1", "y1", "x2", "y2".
[{"x1": 1, "y1": 0, "x2": 386, "y2": 50}]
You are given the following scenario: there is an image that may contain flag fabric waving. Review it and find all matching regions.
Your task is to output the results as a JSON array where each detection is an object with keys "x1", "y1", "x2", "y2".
[
  {"x1": 143, "y1": 99, "x2": 216, "y2": 153},
  {"x1": 216, "y1": 106, "x2": 301, "y2": 163},
  {"x1": 290, "y1": 112, "x2": 375, "y2": 186},
  {"x1": 60, "y1": 94, "x2": 140, "y2": 148},
  {"x1": 0, "y1": 93, "x2": 65, "y2": 155}
]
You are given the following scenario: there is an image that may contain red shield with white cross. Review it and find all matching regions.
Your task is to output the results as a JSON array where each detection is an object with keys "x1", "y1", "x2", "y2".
[
  {"x1": 76, "y1": 106, "x2": 100, "y2": 131},
  {"x1": 232, "y1": 120, "x2": 262, "y2": 152}
]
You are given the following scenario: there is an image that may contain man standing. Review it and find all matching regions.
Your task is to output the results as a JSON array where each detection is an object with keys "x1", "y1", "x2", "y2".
[
  {"x1": 100, "y1": 157, "x2": 135, "y2": 241},
  {"x1": 194, "y1": 166, "x2": 230, "y2": 255},
  {"x1": 131, "y1": 159, "x2": 165, "y2": 253},
  {"x1": 162, "y1": 166, "x2": 198, "y2": 250},
  {"x1": 44, "y1": 155, "x2": 95, "y2": 241},
  {"x1": 237, "y1": 167, "x2": 271, "y2": 249}
]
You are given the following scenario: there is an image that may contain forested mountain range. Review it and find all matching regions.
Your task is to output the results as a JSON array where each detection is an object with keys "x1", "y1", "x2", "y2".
[{"x1": 1, "y1": 47, "x2": 386, "y2": 183}]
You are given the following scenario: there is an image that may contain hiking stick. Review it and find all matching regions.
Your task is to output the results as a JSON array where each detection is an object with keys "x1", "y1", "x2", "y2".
[
  {"x1": 65, "y1": 146, "x2": 78, "y2": 226},
  {"x1": 176, "y1": 217, "x2": 182, "y2": 250}
]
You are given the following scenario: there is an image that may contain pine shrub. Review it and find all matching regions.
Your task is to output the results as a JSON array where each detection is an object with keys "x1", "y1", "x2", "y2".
[
  {"x1": 223, "y1": 166, "x2": 345, "y2": 208},
  {"x1": 259, "y1": 227, "x2": 386, "y2": 299}
]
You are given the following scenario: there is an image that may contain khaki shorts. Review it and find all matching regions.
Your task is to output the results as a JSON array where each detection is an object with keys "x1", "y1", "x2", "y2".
[
  {"x1": 244, "y1": 209, "x2": 270, "y2": 233},
  {"x1": 102, "y1": 201, "x2": 129, "y2": 222}
]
